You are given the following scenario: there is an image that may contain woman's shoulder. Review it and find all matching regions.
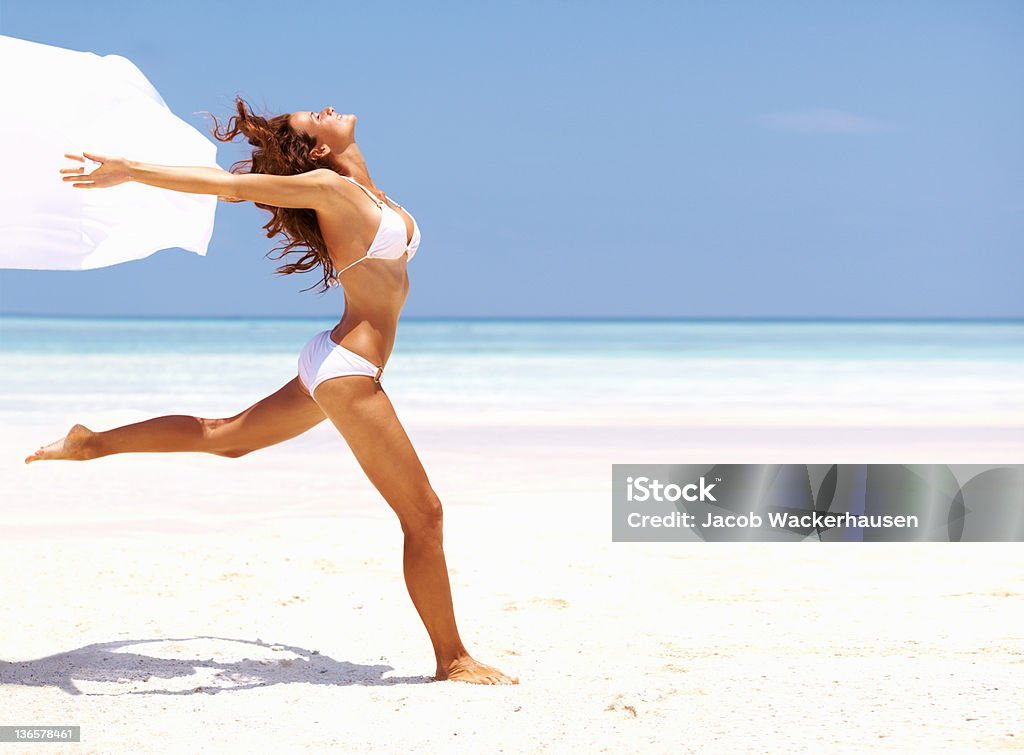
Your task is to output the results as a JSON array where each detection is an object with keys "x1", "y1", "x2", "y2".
[
  {"x1": 312, "y1": 172, "x2": 375, "y2": 231},
  {"x1": 315, "y1": 170, "x2": 366, "y2": 200}
]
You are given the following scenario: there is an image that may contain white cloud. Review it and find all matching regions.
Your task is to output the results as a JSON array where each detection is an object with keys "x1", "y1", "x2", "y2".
[{"x1": 758, "y1": 109, "x2": 888, "y2": 134}]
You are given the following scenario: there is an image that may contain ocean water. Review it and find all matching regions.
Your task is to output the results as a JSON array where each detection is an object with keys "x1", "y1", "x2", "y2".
[{"x1": 1, "y1": 316, "x2": 1022, "y2": 428}]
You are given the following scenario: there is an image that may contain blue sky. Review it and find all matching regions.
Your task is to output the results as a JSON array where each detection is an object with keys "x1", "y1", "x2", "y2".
[{"x1": 0, "y1": 0, "x2": 1021, "y2": 318}]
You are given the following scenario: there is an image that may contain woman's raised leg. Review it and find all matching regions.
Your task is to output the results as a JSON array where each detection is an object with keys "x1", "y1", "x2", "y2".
[
  {"x1": 312, "y1": 374, "x2": 518, "y2": 685},
  {"x1": 24, "y1": 376, "x2": 325, "y2": 463}
]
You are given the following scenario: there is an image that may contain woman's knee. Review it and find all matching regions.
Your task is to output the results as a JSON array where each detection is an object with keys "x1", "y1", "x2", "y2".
[{"x1": 399, "y1": 490, "x2": 444, "y2": 537}]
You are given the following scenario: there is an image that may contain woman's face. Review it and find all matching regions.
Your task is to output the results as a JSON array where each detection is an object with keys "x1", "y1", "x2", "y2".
[{"x1": 289, "y1": 105, "x2": 356, "y2": 160}]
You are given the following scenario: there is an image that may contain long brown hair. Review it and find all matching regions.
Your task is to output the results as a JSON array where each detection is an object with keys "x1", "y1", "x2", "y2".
[{"x1": 208, "y1": 95, "x2": 336, "y2": 292}]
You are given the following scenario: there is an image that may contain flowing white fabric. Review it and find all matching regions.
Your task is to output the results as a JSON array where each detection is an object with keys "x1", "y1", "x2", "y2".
[{"x1": 0, "y1": 35, "x2": 219, "y2": 270}]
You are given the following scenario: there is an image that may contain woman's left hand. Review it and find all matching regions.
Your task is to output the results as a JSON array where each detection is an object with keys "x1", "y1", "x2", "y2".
[{"x1": 61, "y1": 152, "x2": 132, "y2": 188}]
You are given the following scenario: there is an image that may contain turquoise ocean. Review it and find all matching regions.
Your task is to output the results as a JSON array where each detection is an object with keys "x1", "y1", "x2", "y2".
[{"x1": 1, "y1": 316, "x2": 1022, "y2": 430}]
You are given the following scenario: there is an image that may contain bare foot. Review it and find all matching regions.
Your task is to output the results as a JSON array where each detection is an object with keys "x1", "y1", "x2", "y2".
[
  {"x1": 436, "y1": 655, "x2": 519, "y2": 685},
  {"x1": 24, "y1": 424, "x2": 97, "y2": 464}
]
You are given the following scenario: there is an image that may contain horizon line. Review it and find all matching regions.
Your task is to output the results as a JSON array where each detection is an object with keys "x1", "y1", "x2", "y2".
[{"x1": 1, "y1": 313, "x2": 1022, "y2": 324}]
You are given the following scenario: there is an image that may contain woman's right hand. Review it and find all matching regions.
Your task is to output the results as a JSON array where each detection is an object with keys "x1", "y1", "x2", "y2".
[{"x1": 61, "y1": 152, "x2": 133, "y2": 189}]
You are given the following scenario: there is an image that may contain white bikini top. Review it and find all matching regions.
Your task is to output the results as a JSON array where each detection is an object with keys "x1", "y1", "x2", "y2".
[{"x1": 327, "y1": 175, "x2": 421, "y2": 286}]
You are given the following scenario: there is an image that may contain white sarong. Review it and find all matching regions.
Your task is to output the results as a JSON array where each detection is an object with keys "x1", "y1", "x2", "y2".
[{"x1": 0, "y1": 35, "x2": 219, "y2": 271}]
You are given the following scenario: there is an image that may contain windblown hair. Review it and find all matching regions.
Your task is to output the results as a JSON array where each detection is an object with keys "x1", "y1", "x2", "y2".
[{"x1": 208, "y1": 95, "x2": 335, "y2": 292}]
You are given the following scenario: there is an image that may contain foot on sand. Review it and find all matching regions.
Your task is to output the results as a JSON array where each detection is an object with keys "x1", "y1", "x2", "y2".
[
  {"x1": 24, "y1": 424, "x2": 97, "y2": 464},
  {"x1": 436, "y1": 655, "x2": 519, "y2": 685}
]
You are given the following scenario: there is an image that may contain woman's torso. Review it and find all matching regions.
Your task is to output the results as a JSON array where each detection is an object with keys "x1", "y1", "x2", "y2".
[{"x1": 314, "y1": 174, "x2": 420, "y2": 367}]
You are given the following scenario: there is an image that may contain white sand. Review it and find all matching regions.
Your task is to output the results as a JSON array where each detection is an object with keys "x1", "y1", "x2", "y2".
[{"x1": 2, "y1": 416, "x2": 1023, "y2": 753}]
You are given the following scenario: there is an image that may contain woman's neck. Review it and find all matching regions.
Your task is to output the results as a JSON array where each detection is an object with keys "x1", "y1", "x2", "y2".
[{"x1": 332, "y1": 143, "x2": 380, "y2": 194}]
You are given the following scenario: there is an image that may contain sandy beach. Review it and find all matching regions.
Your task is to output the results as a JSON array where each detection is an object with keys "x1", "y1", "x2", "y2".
[
  {"x1": 3, "y1": 317, "x2": 1022, "y2": 754},
  {"x1": 3, "y1": 402, "x2": 1023, "y2": 753}
]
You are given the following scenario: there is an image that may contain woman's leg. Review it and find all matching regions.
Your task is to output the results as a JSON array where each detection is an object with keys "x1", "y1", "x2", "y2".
[
  {"x1": 312, "y1": 375, "x2": 518, "y2": 685},
  {"x1": 25, "y1": 376, "x2": 325, "y2": 463}
]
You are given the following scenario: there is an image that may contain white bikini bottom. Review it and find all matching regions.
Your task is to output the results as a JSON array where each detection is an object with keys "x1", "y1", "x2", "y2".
[{"x1": 298, "y1": 330, "x2": 383, "y2": 398}]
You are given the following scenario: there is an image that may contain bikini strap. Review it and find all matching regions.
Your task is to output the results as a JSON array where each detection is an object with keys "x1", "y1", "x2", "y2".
[
  {"x1": 340, "y1": 175, "x2": 405, "y2": 210},
  {"x1": 339, "y1": 174, "x2": 383, "y2": 208},
  {"x1": 334, "y1": 255, "x2": 369, "y2": 277}
]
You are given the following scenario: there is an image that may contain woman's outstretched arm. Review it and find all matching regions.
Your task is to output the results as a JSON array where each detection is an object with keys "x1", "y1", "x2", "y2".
[{"x1": 62, "y1": 152, "x2": 337, "y2": 209}]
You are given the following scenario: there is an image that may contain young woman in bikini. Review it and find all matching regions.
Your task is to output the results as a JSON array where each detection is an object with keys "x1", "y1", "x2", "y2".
[{"x1": 25, "y1": 96, "x2": 518, "y2": 686}]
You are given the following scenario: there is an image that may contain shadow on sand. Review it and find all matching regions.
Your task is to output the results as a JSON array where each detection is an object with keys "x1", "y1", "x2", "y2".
[{"x1": 0, "y1": 636, "x2": 434, "y2": 695}]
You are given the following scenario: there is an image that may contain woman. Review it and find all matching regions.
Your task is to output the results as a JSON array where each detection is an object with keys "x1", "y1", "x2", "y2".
[{"x1": 24, "y1": 97, "x2": 518, "y2": 686}]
